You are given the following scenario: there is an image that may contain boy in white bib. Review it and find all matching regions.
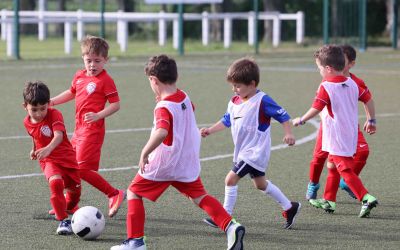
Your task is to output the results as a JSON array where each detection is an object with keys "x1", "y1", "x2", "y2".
[
  {"x1": 293, "y1": 45, "x2": 378, "y2": 218},
  {"x1": 111, "y1": 55, "x2": 245, "y2": 250},
  {"x1": 201, "y1": 58, "x2": 301, "y2": 230}
]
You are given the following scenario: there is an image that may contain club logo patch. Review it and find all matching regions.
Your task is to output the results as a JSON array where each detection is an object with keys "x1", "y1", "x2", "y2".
[
  {"x1": 40, "y1": 125, "x2": 52, "y2": 137},
  {"x1": 86, "y1": 82, "x2": 96, "y2": 95}
]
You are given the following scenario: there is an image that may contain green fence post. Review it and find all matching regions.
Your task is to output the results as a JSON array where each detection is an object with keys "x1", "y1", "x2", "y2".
[
  {"x1": 100, "y1": 0, "x2": 105, "y2": 38},
  {"x1": 323, "y1": 0, "x2": 329, "y2": 44},
  {"x1": 12, "y1": 0, "x2": 20, "y2": 59},
  {"x1": 178, "y1": 3, "x2": 184, "y2": 55},
  {"x1": 254, "y1": 0, "x2": 259, "y2": 54},
  {"x1": 393, "y1": 0, "x2": 398, "y2": 49},
  {"x1": 359, "y1": 0, "x2": 367, "y2": 52}
]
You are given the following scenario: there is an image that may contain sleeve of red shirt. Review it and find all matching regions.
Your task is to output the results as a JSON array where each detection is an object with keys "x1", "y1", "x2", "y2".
[
  {"x1": 69, "y1": 72, "x2": 78, "y2": 94},
  {"x1": 51, "y1": 110, "x2": 67, "y2": 133},
  {"x1": 311, "y1": 84, "x2": 329, "y2": 111},
  {"x1": 103, "y1": 76, "x2": 120, "y2": 103},
  {"x1": 154, "y1": 107, "x2": 171, "y2": 131},
  {"x1": 357, "y1": 83, "x2": 372, "y2": 103}
]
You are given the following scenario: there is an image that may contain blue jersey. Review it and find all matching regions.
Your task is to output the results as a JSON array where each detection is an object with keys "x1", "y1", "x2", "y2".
[{"x1": 221, "y1": 90, "x2": 290, "y2": 132}]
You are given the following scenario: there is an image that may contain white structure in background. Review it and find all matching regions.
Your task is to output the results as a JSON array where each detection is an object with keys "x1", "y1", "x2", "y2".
[{"x1": 0, "y1": 10, "x2": 304, "y2": 56}]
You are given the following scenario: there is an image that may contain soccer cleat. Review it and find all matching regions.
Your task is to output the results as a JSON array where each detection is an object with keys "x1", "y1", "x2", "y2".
[
  {"x1": 339, "y1": 178, "x2": 357, "y2": 199},
  {"x1": 110, "y1": 237, "x2": 146, "y2": 250},
  {"x1": 282, "y1": 202, "x2": 301, "y2": 229},
  {"x1": 226, "y1": 219, "x2": 245, "y2": 250},
  {"x1": 203, "y1": 217, "x2": 218, "y2": 228},
  {"x1": 49, "y1": 204, "x2": 79, "y2": 216},
  {"x1": 56, "y1": 219, "x2": 73, "y2": 235},
  {"x1": 109, "y1": 189, "x2": 126, "y2": 217},
  {"x1": 306, "y1": 182, "x2": 320, "y2": 200},
  {"x1": 359, "y1": 194, "x2": 378, "y2": 218},
  {"x1": 309, "y1": 199, "x2": 336, "y2": 213}
]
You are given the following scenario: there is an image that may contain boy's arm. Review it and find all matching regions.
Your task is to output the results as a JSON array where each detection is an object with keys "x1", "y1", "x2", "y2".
[
  {"x1": 363, "y1": 99, "x2": 376, "y2": 134},
  {"x1": 200, "y1": 121, "x2": 226, "y2": 137},
  {"x1": 292, "y1": 107, "x2": 320, "y2": 126},
  {"x1": 84, "y1": 101, "x2": 120, "y2": 123},
  {"x1": 139, "y1": 128, "x2": 168, "y2": 173},
  {"x1": 50, "y1": 90, "x2": 75, "y2": 106},
  {"x1": 30, "y1": 138, "x2": 37, "y2": 160},
  {"x1": 281, "y1": 121, "x2": 295, "y2": 145},
  {"x1": 34, "y1": 131, "x2": 63, "y2": 160}
]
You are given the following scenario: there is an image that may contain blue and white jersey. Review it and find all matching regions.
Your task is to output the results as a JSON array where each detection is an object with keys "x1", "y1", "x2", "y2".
[{"x1": 221, "y1": 90, "x2": 290, "y2": 172}]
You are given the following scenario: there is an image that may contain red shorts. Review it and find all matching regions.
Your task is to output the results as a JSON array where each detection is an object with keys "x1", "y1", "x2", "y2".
[
  {"x1": 327, "y1": 155, "x2": 355, "y2": 172},
  {"x1": 42, "y1": 162, "x2": 81, "y2": 189},
  {"x1": 314, "y1": 125, "x2": 369, "y2": 159},
  {"x1": 72, "y1": 138, "x2": 102, "y2": 171},
  {"x1": 129, "y1": 174, "x2": 207, "y2": 202}
]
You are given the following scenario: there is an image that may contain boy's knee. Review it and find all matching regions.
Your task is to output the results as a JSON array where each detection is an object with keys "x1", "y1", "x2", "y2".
[
  {"x1": 191, "y1": 194, "x2": 207, "y2": 205},
  {"x1": 127, "y1": 189, "x2": 142, "y2": 200},
  {"x1": 48, "y1": 174, "x2": 62, "y2": 183}
]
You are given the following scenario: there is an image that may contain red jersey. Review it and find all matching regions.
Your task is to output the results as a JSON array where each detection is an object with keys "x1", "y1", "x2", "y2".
[
  {"x1": 70, "y1": 69, "x2": 120, "y2": 143},
  {"x1": 154, "y1": 89, "x2": 194, "y2": 146},
  {"x1": 23, "y1": 108, "x2": 78, "y2": 170}
]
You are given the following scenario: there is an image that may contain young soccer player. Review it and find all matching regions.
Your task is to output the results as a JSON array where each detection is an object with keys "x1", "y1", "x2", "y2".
[
  {"x1": 201, "y1": 57, "x2": 301, "y2": 230},
  {"x1": 293, "y1": 45, "x2": 378, "y2": 218},
  {"x1": 50, "y1": 35, "x2": 124, "y2": 218},
  {"x1": 306, "y1": 45, "x2": 377, "y2": 210},
  {"x1": 23, "y1": 81, "x2": 81, "y2": 235},
  {"x1": 111, "y1": 55, "x2": 245, "y2": 250}
]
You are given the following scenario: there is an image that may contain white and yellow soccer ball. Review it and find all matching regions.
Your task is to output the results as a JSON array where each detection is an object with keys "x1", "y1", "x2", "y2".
[{"x1": 71, "y1": 206, "x2": 105, "y2": 240}]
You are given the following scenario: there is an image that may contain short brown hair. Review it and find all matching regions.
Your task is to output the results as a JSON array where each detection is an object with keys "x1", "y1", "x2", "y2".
[
  {"x1": 144, "y1": 54, "x2": 178, "y2": 84},
  {"x1": 81, "y1": 35, "x2": 109, "y2": 58},
  {"x1": 23, "y1": 81, "x2": 50, "y2": 106},
  {"x1": 340, "y1": 44, "x2": 357, "y2": 62},
  {"x1": 314, "y1": 45, "x2": 345, "y2": 71},
  {"x1": 226, "y1": 58, "x2": 259, "y2": 86}
]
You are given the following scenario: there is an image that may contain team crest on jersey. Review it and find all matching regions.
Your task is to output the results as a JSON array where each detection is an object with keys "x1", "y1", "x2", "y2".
[
  {"x1": 40, "y1": 125, "x2": 52, "y2": 137},
  {"x1": 86, "y1": 82, "x2": 96, "y2": 95}
]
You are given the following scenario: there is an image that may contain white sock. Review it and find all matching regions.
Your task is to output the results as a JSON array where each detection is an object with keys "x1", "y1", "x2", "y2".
[
  {"x1": 264, "y1": 181, "x2": 292, "y2": 211},
  {"x1": 224, "y1": 185, "x2": 238, "y2": 215}
]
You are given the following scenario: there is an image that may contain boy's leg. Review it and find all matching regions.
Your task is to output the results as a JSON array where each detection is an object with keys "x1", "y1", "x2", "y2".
[
  {"x1": 63, "y1": 169, "x2": 81, "y2": 212},
  {"x1": 224, "y1": 170, "x2": 242, "y2": 215},
  {"x1": 322, "y1": 164, "x2": 340, "y2": 202},
  {"x1": 48, "y1": 176, "x2": 68, "y2": 221},
  {"x1": 307, "y1": 126, "x2": 328, "y2": 199}
]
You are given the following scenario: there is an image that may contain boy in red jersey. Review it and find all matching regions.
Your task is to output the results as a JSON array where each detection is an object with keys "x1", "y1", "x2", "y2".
[
  {"x1": 293, "y1": 45, "x2": 378, "y2": 218},
  {"x1": 23, "y1": 81, "x2": 81, "y2": 235},
  {"x1": 50, "y1": 35, "x2": 124, "y2": 217},
  {"x1": 305, "y1": 45, "x2": 377, "y2": 210},
  {"x1": 111, "y1": 55, "x2": 245, "y2": 250}
]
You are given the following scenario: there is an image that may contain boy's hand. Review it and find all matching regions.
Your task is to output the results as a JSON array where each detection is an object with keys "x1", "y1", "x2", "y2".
[
  {"x1": 84, "y1": 112, "x2": 100, "y2": 123},
  {"x1": 30, "y1": 150, "x2": 37, "y2": 160},
  {"x1": 139, "y1": 154, "x2": 149, "y2": 174},
  {"x1": 292, "y1": 117, "x2": 303, "y2": 127},
  {"x1": 363, "y1": 120, "x2": 377, "y2": 135},
  {"x1": 35, "y1": 147, "x2": 52, "y2": 160},
  {"x1": 283, "y1": 134, "x2": 295, "y2": 146},
  {"x1": 200, "y1": 127, "x2": 210, "y2": 137}
]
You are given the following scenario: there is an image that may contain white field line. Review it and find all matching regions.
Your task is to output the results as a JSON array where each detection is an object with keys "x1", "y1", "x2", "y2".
[
  {"x1": 1, "y1": 113, "x2": 398, "y2": 180},
  {"x1": 0, "y1": 120, "x2": 319, "y2": 180}
]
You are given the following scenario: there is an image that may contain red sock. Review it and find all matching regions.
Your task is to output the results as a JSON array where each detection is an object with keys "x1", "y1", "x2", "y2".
[
  {"x1": 353, "y1": 150, "x2": 369, "y2": 175},
  {"x1": 323, "y1": 168, "x2": 340, "y2": 202},
  {"x1": 49, "y1": 179, "x2": 68, "y2": 220},
  {"x1": 339, "y1": 168, "x2": 368, "y2": 201},
  {"x1": 80, "y1": 170, "x2": 118, "y2": 198},
  {"x1": 309, "y1": 157, "x2": 326, "y2": 184},
  {"x1": 127, "y1": 199, "x2": 145, "y2": 239},
  {"x1": 198, "y1": 195, "x2": 232, "y2": 232},
  {"x1": 65, "y1": 186, "x2": 81, "y2": 210}
]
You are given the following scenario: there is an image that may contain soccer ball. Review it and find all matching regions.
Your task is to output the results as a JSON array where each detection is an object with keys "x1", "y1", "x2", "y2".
[{"x1": 71, "y1": 206, "x2": 105, "y2": 240}]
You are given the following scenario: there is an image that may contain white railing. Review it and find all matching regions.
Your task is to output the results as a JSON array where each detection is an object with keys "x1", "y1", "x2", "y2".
[{"x1": 0, "y1": 9, "x2": 304, "y2": 56}]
